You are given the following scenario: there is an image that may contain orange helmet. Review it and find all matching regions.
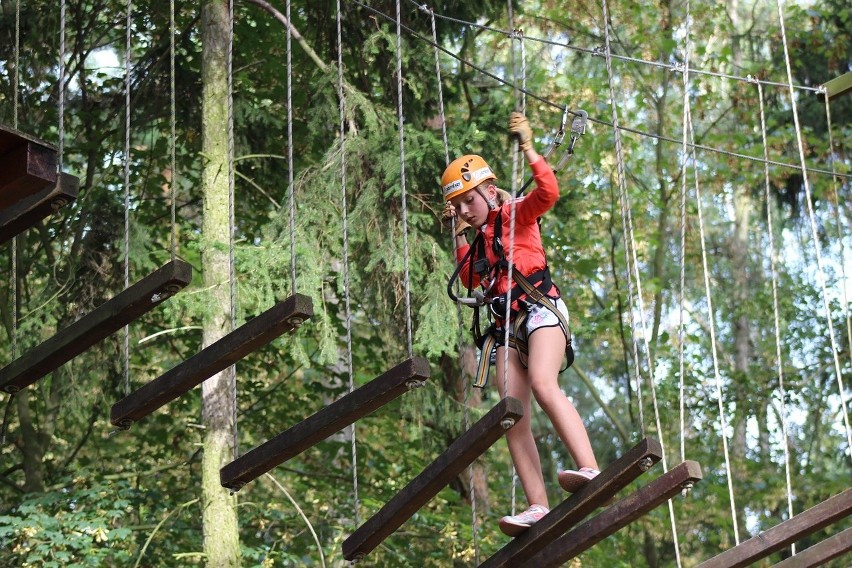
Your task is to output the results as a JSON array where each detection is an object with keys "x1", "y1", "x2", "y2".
[{"x1": 441, "y1": 154, "x2": 497, "y2": 201}]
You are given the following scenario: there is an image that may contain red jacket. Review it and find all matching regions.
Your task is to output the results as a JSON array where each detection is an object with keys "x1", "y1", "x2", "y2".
[{"x1": 455, "y1": 157, "x2": 559, "y2": 311}]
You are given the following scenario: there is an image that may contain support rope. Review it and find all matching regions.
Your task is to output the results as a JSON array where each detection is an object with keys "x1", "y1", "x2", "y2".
[
  {"x1": 775, "y1": 0, "x2": 852, "y2": 456},
  {"x1": 394, "y1": 0, "x2": 414, "y2": 359},
  {"x1": 336, "y1": 0, "x2": 361, "y2": 528},
  {"x1": 600, "y1": 0, "x2": 645, "y2": 435},
  {"x1": 227, "y1": 0, "x2": 239, "y2": 460},
  {"x1": 122, "y1": 0, "x2": 133, "y2": 396},
  {"x1": 687, "y1": 105, "x2": 740, "y2": 543},
  {"x1": 754, "y1": 77, "x2": 796, "y2": 557},
  {"x1": 419, "y1": 2, "x2": 479, "y2": 558},
  {"x1": 603, "y1": 2, "x2": 681, "y2": 561},
  {"x1": 170, "y1": 0, "x2": 178, "y2": 260},
  {"x1": 286, "y1": 0, "x2": 297, "y2": 294}
]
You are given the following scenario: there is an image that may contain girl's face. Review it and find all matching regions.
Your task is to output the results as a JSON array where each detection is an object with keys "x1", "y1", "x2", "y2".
[{"x1": 451, "y1": 184, "x2": 495, "y2": 228}]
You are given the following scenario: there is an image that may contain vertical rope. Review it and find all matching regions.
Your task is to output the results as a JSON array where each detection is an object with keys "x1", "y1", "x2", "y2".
[
  {"x1": 59, "y1": 0, "x2": 66, "y2": 171},
  {"x1": 336, "y1": 0, "x2": 360, "y2": 528},
  {"x1": 13, "y1": 0, "x2": 19, "y2": 129},
  {"x1": 227, "y1": 0, "x2": 238, "y2": 460},
  {"x1": 122, "y1": 0, "x2": 133, "y2": 396},
  {"x1": 600, "y1": 0, "x2": 646, "y2": 435},
  {"x1": 424, "y1": 4, "x2": 478, "y2": 558},
  {"x1": 823, "y1": 93, "x2": 852, "y2": 389},
  {"x1": 754, "y1": 77, "x2": 796, "y2": 556},
  {"x1": 503, "y1": 0, "x2": 520, "y2": 517},
  {"x1": 686, "y1": 106, "x2": 740, "y2": 543},
  {"x1": 286, "y1": 0, "x2": 296, "y2": 294},
  {"x1": 394, "y1": 0, "x2": 413, "y2": 358},
  {"x1": 169, "y1": 0, "x2": 177, "y2": 260},
  {"x1": 775, "y1": 0, "x2": 852, "y2": 456}
]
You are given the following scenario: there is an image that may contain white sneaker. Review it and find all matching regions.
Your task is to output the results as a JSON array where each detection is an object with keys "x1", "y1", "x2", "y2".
[
  {"x1": 558, "y1": 467, "x2": 600, "y2": 492},
  {"x1": 499, "y1": 504, "x2": 550, "y2": 537}
]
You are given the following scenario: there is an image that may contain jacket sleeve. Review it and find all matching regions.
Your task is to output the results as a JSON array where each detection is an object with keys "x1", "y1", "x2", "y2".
[
  {"x1": 455, "y1": 242, "x2": 481, "y2": 289},
  {"x1": 514, "y1": 157, "x2": 559, "y2": 225}
]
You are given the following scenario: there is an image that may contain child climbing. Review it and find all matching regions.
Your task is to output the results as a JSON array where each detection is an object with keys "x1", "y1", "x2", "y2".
[{"x1": 441, "y1": 112, "x2": 601, "y2": 536}]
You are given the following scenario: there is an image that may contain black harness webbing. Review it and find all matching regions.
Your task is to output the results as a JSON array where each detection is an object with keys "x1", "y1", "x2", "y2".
[{"x1": 448, "y1": 209, "x2": 574, "y2": 389}]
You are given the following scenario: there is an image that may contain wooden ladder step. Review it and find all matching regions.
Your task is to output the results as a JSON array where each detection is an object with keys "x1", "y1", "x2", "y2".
[
  {"x1": 527, "y1": 460, "x2": 704, "y2": 567},
  {"x1": 0, "y1": 124, "x2": 58, "y2": 210},
  {"x1": 219, "y1": 356, "x2": 430, "y2": 491},
  {"x1": 0, "y1": 259, "x2": 192, "y2": 394},
  {"x1": 111, "y1": 293, "x2": 313, "y2": 428},
  {"x1": 770, "y1": 526, "x2": 852, "y2": 568},
  {"x1": 696, "y1": 488, "x2": 852, "y2": 568},
  {"x1": 342, "y1": 396, "x2": 524, "y2": 563},
  {"x1": 480, "y1": 437, "x2": 664, "y2": 568},
  {"x1": 0, "y1": 172, "x2": 78, "y2": 244}
]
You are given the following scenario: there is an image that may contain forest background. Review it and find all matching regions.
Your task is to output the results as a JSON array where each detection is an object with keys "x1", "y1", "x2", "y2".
[{"x1": 0, "y1": 0, "x2": 849, "y2": 566}]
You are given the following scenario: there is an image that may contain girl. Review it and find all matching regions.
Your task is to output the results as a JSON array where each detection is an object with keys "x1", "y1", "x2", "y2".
[{"x1": 441, "y1": 112, "x2": 601, "y2": 536}]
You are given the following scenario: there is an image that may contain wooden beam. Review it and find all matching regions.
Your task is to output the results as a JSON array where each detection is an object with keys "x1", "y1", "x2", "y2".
[
  {"x1": 820, "y1": 72, "x2": 852, "y2": 101},
  {"x1": 480, "y1": 437, "x2": 663, "y2": 568},
  {"x1": 696, "y1": 488, "x2": 852, "y2": 568},
  {"x1": 111, "y1": 293, "x2": 313, "y2": 428},
  {"x1": 342, "y1": 396, "x2": 524, "y2": 562},
  {"x1": 0, "y1": 173, "x2": 79, "y2": 244},
  {"x1": 528, "y1": 460, "x2": 703, "y2": 567},
  {"x1": 0, "y1": 260, "x2": 192, "y2": 394},
  {"x1": 770, "y1": 527, "x2": 852, "y2": 568},
  {"x1": 220, "y1": 356, "x2": 429, "y2": 491},
  {"x1": 0, "y1": 124, "x2": 57, "y2": 210}
]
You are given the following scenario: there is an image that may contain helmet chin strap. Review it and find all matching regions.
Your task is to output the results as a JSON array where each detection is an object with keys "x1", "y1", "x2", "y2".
[{"x1": 475, "y1": 185, "x2": 498, "y2": 210}]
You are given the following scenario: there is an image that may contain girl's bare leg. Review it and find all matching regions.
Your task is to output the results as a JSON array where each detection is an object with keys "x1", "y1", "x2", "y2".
[
  {"x1": 526, "y1": 326, "x2": 598, "y2": 470},
  {"x1": 495, "y1": 346, "x2": 548, "y2": 508}
]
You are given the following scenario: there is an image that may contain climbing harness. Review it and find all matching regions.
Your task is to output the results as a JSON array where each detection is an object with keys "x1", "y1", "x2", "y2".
[{"x1": 447, "y1": 204, "x2": 573, "y2": 388}]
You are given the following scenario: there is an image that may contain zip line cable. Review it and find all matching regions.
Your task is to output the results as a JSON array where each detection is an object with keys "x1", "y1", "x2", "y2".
[
  {"x1": 775, "y1": 0, "x2": 852, "y2": 458},
  {"x1": 336, "y1": 0, "x2": 361, "y2": 528},
  {"x1": 412, "y1": 0, "x2": 823, "y2": 95},
  {"x1": 350, "y1": 0, "x2": 850, "y2": 182}
]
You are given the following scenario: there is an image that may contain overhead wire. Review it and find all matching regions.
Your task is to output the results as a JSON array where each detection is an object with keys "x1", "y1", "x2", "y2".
[
  {"x1": 353, "y1": 0, "x2": 850, "y2": 182},
  {"x1": 417, "y1": 1, "x2": 823, "y2": 95}
]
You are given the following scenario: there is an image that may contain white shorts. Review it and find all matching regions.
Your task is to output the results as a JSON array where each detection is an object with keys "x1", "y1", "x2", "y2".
[{"x1": 525, "y1": 297, "x2": 570, "y2": 337}]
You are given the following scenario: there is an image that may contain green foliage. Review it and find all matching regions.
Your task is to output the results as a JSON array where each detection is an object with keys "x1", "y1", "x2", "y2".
[{"x1": 1, "y1": 0, "x2": 850, "y2": 566}]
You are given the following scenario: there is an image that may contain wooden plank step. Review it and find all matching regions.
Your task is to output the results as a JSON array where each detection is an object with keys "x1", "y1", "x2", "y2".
[
  {"x1": 527, "y1": 460, "x2": 703, "y2": 567},
  {"x1": 342, "y1": 396, "x2": 524, "y2": 562},
  {"x1": 480, "y1": 437, "x2": 664, "y2": 568},
  {"x1": 696, "y1": 488, "x2": 852, "y2": 568},
  {"x1": 219, "y1": 356, "x2": 430, "y2": 491},
  {"x1": 0, "y1": 259, "x2": 192, "y2": 394},
  {"x1": 0, "y1": 173, "x2": 79, "y2": 244},
  {"x1": 111, "y1": 293, "x2": 313, "y2": 429},
  {"x1": 0, "y1": 124, "x2": 58, "y2": 210},
  {"x1": 770, "y1": 526, "x2": 852, "y2": 568}
]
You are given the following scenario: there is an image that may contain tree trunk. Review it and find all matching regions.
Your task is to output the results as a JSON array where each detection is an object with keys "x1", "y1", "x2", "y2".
[{"x1": 200, "y1": 1, "x2": 240, "y2": 566}]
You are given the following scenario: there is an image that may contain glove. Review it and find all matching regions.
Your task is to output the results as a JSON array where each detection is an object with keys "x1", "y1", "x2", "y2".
[
  {"x1": 508, "y1": 111, "x2": 533, "y2": 152},
  {"x1": 442, "y1": 202, "x2": 470, "y2": 237}
]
